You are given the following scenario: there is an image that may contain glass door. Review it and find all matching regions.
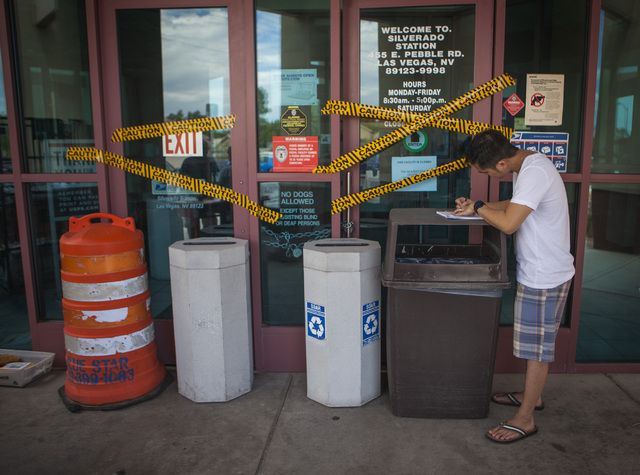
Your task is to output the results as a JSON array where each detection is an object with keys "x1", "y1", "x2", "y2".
[
  {"x1": 2, "y1": 0, "x2": 102, "y2": 363},
  {"x1": 100, "y1": 1, "x2": 249, "y2": 363},
  {"x1": 344, "y1": 1, "x2": 495, "y2": 241},
  {"x1": 253, "y1": 1, "x2": 337, "y2": 371},
  {"x1": 343, "y1": 0, "x2": 500, "y2": 357},
  {"x1": 357, "y1": 4, "x2": 480, "y2": 241}
]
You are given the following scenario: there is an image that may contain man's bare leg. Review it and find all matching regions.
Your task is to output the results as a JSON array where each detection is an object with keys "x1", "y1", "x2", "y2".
[{"x1": 488, "y1": 359, "x2": 548, "y2": 441}]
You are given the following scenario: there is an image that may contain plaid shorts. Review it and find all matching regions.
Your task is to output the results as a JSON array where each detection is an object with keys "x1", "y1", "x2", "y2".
[{"x1": 513, "y1": 280, "x2": 572, "y2": 362}]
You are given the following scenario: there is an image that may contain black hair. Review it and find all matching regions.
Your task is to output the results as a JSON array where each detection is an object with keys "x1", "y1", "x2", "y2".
[{"x1": 466, "y1": 129, "x2": 518, "y2": 169}]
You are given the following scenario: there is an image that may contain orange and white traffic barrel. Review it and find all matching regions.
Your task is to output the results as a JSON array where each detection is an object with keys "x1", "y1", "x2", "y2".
[{"x1": 59, "y1": 213, "x2": 166, "y2": 408}]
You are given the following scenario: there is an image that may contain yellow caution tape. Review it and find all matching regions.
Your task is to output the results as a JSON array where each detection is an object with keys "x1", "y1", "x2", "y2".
[
  {"x1": 331, "y1": 158, "x2": 470, "y2": 214},
  {"x1": 66, "y1": 148, "x2": 282, "y2": 224},
  {"x1": 430, "y1": 73, "x2": 515, "y2": 119},
  {"x1": 322, "y1": 101, "x2": 424, "y2": 123},
  {"x1": 322, "y1": 101, "x2": 513, "y2": 139},
  {"x1": 111, "y1": 115, "x2": 236, "y2": 142},
  {"x1": 435, "y1": 117, "x2": 513, "y2": 138},
  {"x1": 315, "y1": 73, "x2": 515, "y2": 174},
  {"x1": 319, "y1": 119, "x2": 430, "y2": 174}
]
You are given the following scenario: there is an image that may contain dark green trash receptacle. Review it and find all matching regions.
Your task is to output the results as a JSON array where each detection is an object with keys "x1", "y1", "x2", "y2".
[{"x1": 382, "y1": 208, "x2": 510, "y2": 419}]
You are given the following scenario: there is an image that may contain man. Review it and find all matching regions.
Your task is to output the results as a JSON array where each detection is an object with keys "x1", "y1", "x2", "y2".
[{"x1": 454, "y1": 129, "x2": 574, "y2": 444}]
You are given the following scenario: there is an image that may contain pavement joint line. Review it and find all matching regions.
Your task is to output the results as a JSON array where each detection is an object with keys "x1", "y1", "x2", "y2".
[
  {"x1": 255, "y1": 373, "x2": 294, "y2": 474},
  {"x1": 605, "y1": 373, "x2": 640, "y2": 406}
]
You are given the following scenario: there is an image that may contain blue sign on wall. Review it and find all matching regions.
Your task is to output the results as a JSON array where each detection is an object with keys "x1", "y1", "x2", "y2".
[{"x1": 511, "y1": 132, "x2": 569, "y2": 173}]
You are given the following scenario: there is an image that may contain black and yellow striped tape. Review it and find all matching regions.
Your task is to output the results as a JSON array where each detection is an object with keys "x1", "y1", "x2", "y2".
[
  {"x1": 315, "y1": 73, "x2": 515, "y2": 174},
  {"x1": 318, "y1": 119, "x2": 430, "y2": 174},
  {"x1": 111, "y1": 115, "x2": 236, "y2": 142},
  {"x1": 430, "y1": 73, "x2": 515, "y2": 120},
  {"x1": 322, "y1": 101, "x2": 513, "y2": 139},
  {"x1": 322, "y1": 101, "x2": 423, "y2": 123},
  {"x1": 66, "y1": 147, "x2": 282, "y2": 224},
  {"x1": 331, "y1": 158, "x2": 470, "y2": 214}
]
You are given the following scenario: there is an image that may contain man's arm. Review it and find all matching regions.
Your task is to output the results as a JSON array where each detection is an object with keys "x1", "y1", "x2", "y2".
[
  {"x1": 476, "y1": 202, "x2": 532, "y2": 234},
  {"x1": 455, "y1": 198, "x2": 510, "y2": 211},
  {"x1": 456, "y1": 199, "x2": 531, "y2": 234},
  {"x1": 483, "y1": 200, "x2": 511, "y2": 211}
]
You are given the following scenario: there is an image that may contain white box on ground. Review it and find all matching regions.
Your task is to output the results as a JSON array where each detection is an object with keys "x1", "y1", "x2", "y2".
[
  {"x1": 169, "y1": 237, "x2": 253, "y2": 402},
  {"x1": 0, "y1": 349, "x2": 55, "y2": 387},
  {"x1": 303, "y1": 238, "x2": 381, "y2": 407}
]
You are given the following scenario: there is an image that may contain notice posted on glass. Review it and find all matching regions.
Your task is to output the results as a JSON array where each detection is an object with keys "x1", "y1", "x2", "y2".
[{"x1": 364, "y1": 24, "x2": 468, "y2": 114}]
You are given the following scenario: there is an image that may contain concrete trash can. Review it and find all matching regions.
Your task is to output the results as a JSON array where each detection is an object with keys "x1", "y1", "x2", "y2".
[
  {"x1": 303, "y1": 238, "x2": 381, "y2": 407},
  {"x1": 381, "y1": 208, "x2": 510, "y2": 418},
  {"x1": 169, "y1": 237, "x2": 253, "y2": 402}
]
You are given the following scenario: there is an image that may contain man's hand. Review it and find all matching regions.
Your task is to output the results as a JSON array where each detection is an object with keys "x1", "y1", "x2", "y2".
[{"x1": 454, "y1": 197, "x2": 476, "y2": 216}]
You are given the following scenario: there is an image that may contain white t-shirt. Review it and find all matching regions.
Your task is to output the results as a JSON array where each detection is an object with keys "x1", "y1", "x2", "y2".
[{"x1": 511, "y1": 153, "x2": 575, "y2": 289}]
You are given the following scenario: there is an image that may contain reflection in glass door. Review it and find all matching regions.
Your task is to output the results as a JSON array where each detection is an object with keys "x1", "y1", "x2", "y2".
[
  {"x1": 100, "y1": 1, "x2": 248, "y2": 363},
  {"x1": 0, "y1": 35, "x2": 30, "y2": 350},
  {"x1": 5, "y1": 0, "x2": 99, "y2": 361},
  {"x1": 346, "y1": 3, "x2": 491, "y2": 331},
  {"x1": 115, "y1": 8, "x2": 233, "y2": 321},
  {"x1": 576, "y1": 0, "x2": 640, "y2": 363},
  {"x1": 250, "y1": 1, "x2": 338, "y2": 370},
  {"x1": 578, "y1": 184, "x2": 640, "y2": 362},
  {"x1": 357, "y1": 6, "x2": 477, "y2": 252},
  {"x1": 255, "y1": 1, "x2": 333, "y2": 329}
]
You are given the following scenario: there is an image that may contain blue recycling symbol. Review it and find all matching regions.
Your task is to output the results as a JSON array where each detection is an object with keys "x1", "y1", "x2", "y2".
[
  {"x1": 364, "y1": 314, "x2": 378, "y2": 335},
  {"x1": 362, "y1": 304, "x2": 380, "y2": 346},
  {"x1": 308, "y1": 315, "x2": 325, "y2": 340}
]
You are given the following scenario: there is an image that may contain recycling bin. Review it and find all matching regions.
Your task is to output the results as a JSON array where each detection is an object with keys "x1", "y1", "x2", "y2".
[
  {"x1": 382, "y1": 208, "x2": 510, "y2": 418},
  {"x1": 303, "y1": 238, "x2": 381, "y2": 407},
  {"x1": 169, "y1": 237, "x2": 253, "y2": 402}
]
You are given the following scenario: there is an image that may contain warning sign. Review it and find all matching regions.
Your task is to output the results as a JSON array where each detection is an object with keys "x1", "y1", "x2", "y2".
[
  {"x1": 525, "y1": 74, "x2": 564, "y2": 126},
  {"x1": 273, "y1": 136, "x2": 318, "y2": 172},
  {"x1": 503, "y1": 93, "x2": 525, "y2": 116},
  {"x1": 280, "y1": 106, "x2": 307, "y2": 135}
]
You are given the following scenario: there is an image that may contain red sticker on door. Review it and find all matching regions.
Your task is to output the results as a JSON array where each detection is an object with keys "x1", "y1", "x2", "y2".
[
  {"x1": 503, "y1": 93, "x2": 525, "y2": 116},
  {"x1": 272, "y1": 136, "x2": 319, "y2": 172}
]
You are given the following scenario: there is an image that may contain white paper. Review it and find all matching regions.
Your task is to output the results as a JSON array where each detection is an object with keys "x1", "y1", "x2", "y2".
[{"x1": 436, "y1": 210, "x2": 484, "y2": 220}]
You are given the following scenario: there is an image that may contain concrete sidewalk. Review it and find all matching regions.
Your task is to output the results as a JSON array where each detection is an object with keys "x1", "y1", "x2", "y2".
[{"x1": 1, "y1": 369, "x2": 639, "y2": 474}]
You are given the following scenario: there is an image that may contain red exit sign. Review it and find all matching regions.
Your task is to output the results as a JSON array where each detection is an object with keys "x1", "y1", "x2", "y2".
[{"x1": 163, "y1": 132, "x2": 203, "y2": 157}]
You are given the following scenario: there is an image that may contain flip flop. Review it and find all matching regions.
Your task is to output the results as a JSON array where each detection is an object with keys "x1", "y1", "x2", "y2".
[
  {"x1": 491, "y1": 392, "x2": 545, "y2": 410},
  {"x1": 486, "y1": 423, "x2": 539, "y2": 444}
]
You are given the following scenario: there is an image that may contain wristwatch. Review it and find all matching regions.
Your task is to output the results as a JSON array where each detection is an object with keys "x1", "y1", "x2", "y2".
[{"x1": 474, "y1": 200, "x2": 485, "y2": 214}]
